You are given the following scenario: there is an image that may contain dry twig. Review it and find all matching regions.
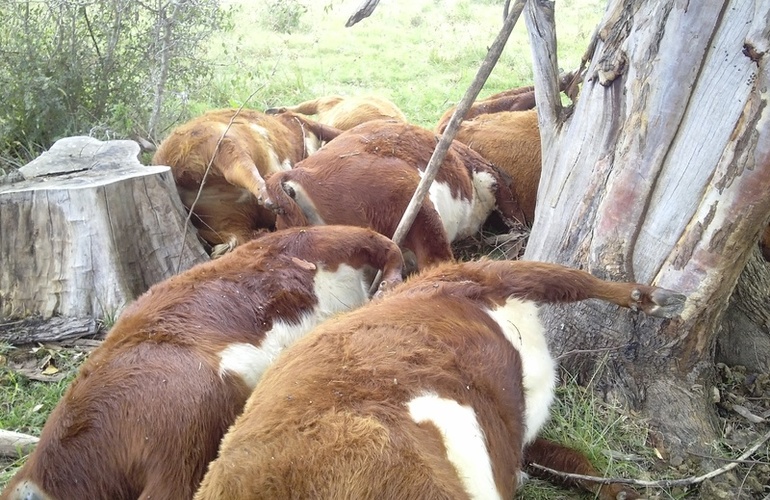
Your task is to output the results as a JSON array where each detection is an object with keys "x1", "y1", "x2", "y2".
[{"x1": 529, "y1": 428, "x2": 770, "y2": 489}]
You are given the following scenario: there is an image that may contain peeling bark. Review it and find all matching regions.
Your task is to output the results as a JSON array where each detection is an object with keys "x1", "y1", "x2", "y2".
[{"x1": 525, "y1": 0, "x2": 770, "y2": 461}]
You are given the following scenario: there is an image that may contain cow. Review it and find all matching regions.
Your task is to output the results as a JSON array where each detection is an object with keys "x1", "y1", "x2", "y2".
[
  {"x1": 435, "y1": 72, "x2": 579, "y2": 134},
  {"x1": 436, "y1": 84, "x2": 536, "y2": 134},
  {"x1": 266, "y1": 94, "x2": 407, "y2": 130},
  {"x1": 453, "y1": 109, "x2": 541, "y2": 226},
  {"x1": 1, "y1": 225, "x2": 404, "y2": 500},
  {"x1": 194, "y1": 258, "x2": 686, "y2": 500},
  {"x1": 263, "y1": 119, "x2": 527, "y2": 272},
  {"x1": 152, "y1": 108, "x2": 342, "y2": 257}
]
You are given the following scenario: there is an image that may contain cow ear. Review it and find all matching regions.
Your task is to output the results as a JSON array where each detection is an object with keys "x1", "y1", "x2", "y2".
[{"x1": 290, "y1": 257, "x2": 317, "y2": 271}]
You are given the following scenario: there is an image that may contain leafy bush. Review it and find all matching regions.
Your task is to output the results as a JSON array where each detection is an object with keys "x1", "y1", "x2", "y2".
[
  {"x1": 0, "y1": 0, "x2": 233, "y2": 170},
  {"x1": 261, "y1": 0, "x2": 307, "y2": 34}
]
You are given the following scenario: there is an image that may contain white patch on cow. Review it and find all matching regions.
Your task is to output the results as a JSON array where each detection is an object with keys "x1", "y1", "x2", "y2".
[
  {"x1": 280, "y1": 158, "x2": 293, "y2": 171},
  {"x1": 313, "y1": 263, "x2": 371, "y2": 315},
  {"x1": 407, "y1": 394, "x2": 500, "y2": 500},
  {"x1": 265, "y1": 146, "x2": 283, "y2": 175},
  {"x1": 249, "y1": 123, "x2": 271, "y2": 140},
  {"x1": 417, "y1": 171, "x2": 473, "y2": 242},
  {"x1": 303, "y1": 134, "x2": 322, "y2": 156},
  {"x1": 283, "y1": 180, "x2": 326, "y2": 225},
  {"x1": 218, "y1": 265, "x2": 371, "y2": 389},
  {"x1": 470, "y1": 170, "x2": 498, "y2": 228},
  {"x1": 485, "y1": 299, "x2": 555, "y2": 444}
]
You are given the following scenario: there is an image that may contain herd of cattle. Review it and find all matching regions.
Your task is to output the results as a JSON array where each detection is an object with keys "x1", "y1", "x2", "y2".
[{"x1": 1, "y1": 87, "x2": 692, "y2": 499}]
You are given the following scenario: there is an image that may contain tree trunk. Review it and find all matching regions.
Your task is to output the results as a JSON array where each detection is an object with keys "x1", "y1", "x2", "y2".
[
  {"x1": 524, "y1": 0, "x2": 770, "y2": 464},
  {"x1": 718, "y1": 246, "x2": 770, "y2": 372},
  {"x1": 0, "y1": 136, "x2": 208, "y2": 325}
]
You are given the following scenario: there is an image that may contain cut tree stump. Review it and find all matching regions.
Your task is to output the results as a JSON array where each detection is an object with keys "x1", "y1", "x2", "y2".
[{"x1": 0, "y1": 136, "x2": 208, "y2": 339}]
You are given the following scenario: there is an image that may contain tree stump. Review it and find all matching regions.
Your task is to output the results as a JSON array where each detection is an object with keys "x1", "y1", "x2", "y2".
[{"x1": 0, "y1": 136, "x2": 208, "y2": 341}]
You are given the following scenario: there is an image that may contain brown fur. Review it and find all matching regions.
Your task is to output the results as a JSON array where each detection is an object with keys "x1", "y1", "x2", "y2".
[
  {"x1": 0, "y1": 226, "x2": 404, "y2": 500},
  {"x1": 454, "y1": 109, "x2": 541, "y2": 226},
  {"x1": 266, "y1": 94, "x2": 407, "y2": 130},
  {"x1": 194, "y1": 259, "x2": 685, "y2": 500},
  {"x1": 263, "y1": 120, "x2": 526, "y2": 271},
  {"x1": 436, "y1": 85, "x2": 536, "y2": 134},
  {"x1": 152, "y1": 108, "x2": 342, "y2": 256}
]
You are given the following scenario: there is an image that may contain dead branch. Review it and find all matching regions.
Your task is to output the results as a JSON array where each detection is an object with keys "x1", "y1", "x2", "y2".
[
  {"x1": 367, "y1": 0, "x2": 528, "y2": 294},
  {"x1": 0, "y1": 429, "x2": 39, "y2": 458},
  {"x1": 529, "y1": 428, "x2": 770, "y2": 488},
  {"x1": 346, "y1": 0, "x2": 380, "y2": 27}
]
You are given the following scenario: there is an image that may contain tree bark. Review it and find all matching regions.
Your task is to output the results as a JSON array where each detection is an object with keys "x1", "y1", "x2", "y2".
[
  {"x1": 525, "y1": 0, "x2": 770, "y2": 462},
  {"x1": 0, "y1": 316, "x2": 99, "y2": 345},
  {"x1": 0, "y1": 136, "x2": 208, "y2": 324},
  {"x1": 718, "y1": 246, "x2": 770, "y2": 372}
]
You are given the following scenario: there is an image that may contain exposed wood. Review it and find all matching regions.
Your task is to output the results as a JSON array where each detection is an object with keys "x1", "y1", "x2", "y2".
[
  {"x1": 0, "y1": 136, "x2": 209, "y2": 326},
  {"x1": 0, "y1": 430, "x2": 38, "y2": 458},
  {"x1": 0, "y1": 315, "x2": 99, "y2": 345},
  {"x1": 524, "y1": 0, "x2": 770, "y2": 465}
]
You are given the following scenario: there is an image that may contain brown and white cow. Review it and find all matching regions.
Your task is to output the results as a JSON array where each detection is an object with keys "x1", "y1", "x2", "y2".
[
  {"x1": 453, "y1": 109, "x2": 541, "y2": 226},
  {"x1": 263, "y1": 119, "x2": 527, "y2": 272},
  {"x1": 194, "y1": 259, "x2": 686, "y2": 500},
  {"x1": 266, "y1": 94, "x2": 407, "y2": 130},
  {"x1": 0, "y1": 226, "x2": 404, "y2": 500},
  {"x1": 152, "y1": 108, "x2": 342, "y2": 257}
]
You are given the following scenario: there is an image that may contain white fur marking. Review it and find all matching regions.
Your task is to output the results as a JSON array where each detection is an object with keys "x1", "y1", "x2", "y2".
[
  {"x1": 249, "y1": 123, "x2": 271, "y2": 140},
  {"x1": 303, "y1": 134, "x2": 321, "y2": 156},
  {"x1": 470, "y1": 170, "x2": 498, "y2": 229},
  {"x1": 284, "y1": 180, "x2": 326, "y2": 225},
  {"x1": 485, "y1": 299, "x2": 555, "y2": 444},
  {"x1": 219, "y1": 265, "x2": 371, "y2": 388},
  {"x1": 408, "y1": 394, "x2": 500, "y2": 500},
  {"x1": 417, "y1": 171, "x2": 472, "y2": 242}
]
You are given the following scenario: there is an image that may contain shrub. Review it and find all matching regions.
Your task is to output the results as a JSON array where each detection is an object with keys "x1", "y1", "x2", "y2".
[{"x1": 0, "y1": 0, "x2": 233, "y2": 169}]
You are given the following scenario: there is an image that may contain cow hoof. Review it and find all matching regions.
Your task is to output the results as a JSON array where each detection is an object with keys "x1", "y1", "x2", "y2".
[
  {"x1": 648, "y1": 288, "x2": 687, "y2": 318},
  {"x1": 636, "y1": 287, "x2": 686, "y2": 318},
  {"x1": 211, "y1": 241, "x2": 236, "y2": 259}
]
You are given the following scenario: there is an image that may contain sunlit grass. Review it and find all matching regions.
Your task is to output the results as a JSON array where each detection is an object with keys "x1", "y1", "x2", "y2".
[{"x1": 191, "y1": 0, "x2": 605, "y2": 129}]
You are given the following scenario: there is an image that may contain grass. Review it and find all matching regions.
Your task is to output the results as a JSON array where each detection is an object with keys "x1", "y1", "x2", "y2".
[{"x1": 187, "y1": 0, "x2": 605, "y2": 131}]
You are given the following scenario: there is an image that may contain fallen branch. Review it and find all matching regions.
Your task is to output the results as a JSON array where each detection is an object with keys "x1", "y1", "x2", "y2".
[
  {"x1": 0, "y1": 316, "x2": 99, "y2": 345},
  {"x1": 529, "y1": 428, "x2": 770, "y2": 488},
  {"x1": 0, "y1": 429, "x2": 39, "y2": 458}
]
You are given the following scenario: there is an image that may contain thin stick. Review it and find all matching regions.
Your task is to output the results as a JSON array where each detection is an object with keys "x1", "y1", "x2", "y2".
[
  {"x1": 174, "y1": 90, "x2": 259, "y2": 272},
  {"x1": 368, "y1": 0, "x2": 528, "y2": 294},
  {"x1": 529, "y1": 428, "x2": 770, "y2": 488}
]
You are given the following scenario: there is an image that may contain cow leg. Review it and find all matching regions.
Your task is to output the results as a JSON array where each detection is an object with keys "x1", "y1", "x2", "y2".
[
  {"x1": 524, "y1": 438, "x2": 640, "y2": 500},
  {"x1": 402, "y1": 205, "x2": 455, "y2": 271},
  {"x1": 496, "y1": 261, "x2": 687, "y2": 318},
  {"x1": 211, "y1": 138, "x2": 270, "y2": 204}
]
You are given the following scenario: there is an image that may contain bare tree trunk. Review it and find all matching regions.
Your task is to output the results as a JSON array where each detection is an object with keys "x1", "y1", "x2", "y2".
[
  {"x1": 148, "y1": 0, "x2": 182, "y2": 139},
  {"x1": 718, "y1": 247, "x2": 770, "y2": 372},
  {"x1": 525, "y1": 0, "x2": 770, "y2": 464}
]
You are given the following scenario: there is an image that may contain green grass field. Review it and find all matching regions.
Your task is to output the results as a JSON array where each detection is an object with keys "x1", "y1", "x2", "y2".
[
  {"x1": 182, "y1": 0, "x2": 604, "y2": 131},
  {"x1": 1, "y1": 1, "x2": 747, "y2": 498}
]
